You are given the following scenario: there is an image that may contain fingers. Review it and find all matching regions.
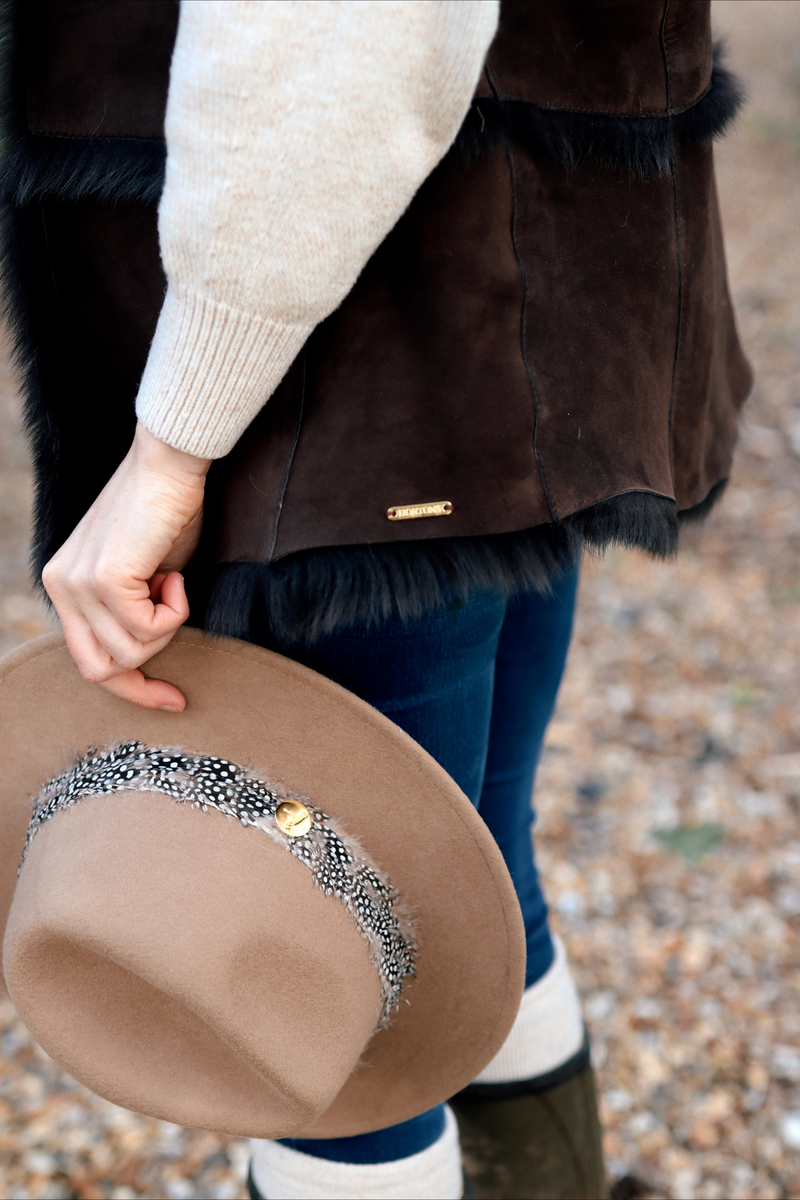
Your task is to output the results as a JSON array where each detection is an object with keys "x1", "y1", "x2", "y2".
[
  {"x1": 99, "y1": 670, "x2": 186, "y2": 712},
  {"x1": 84, "y1": 571, "x2": 190, "y2": 655},
  {"x1": 158, "y1": 571, "x2": 190, "y2": 620},
  {"x1": 56, "y1": 591, "x2": 188, "y2": 710},
  {"x1": 40, "y1": 424, "x2": 209, "y2": 709},
  {"x1": 54, "y1": 573, "x2": 188, "y2": 668},
  {"x1": 149, "y1": 573, "x2": 168, "y2": 604}
]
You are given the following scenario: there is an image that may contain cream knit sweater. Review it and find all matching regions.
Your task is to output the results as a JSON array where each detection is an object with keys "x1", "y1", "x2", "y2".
[{"x1": 135, "y1": 0, "x2": 498, "y2": 460}]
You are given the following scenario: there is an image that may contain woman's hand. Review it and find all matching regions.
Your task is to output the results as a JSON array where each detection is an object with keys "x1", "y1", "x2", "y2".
[{"x1": 42, "y1": 423, "x2": 212, "y2": 710}]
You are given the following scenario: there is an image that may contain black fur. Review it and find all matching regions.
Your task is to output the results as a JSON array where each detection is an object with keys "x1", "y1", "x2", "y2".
[
  {"x1": 191, "y1": 491, "x2": 692, "y2": 646},
  {"x1": 569, "y1": 492, "x2": 679, "y2": 556},
  {"x1": 0, "y1": 11, "x2": 59, "y2": 589},
  {"x1": 672, "y1": 58, "x2": 744, "y2": 145},
  {"x1": 0, "y1": 134, "x2": 166, "y2": 206},
  {"x1": 677, "y1": 477, "x2": 728, "y2": 523},
  {"x1": 0, "y1": 201, "x2": 61, "y2": 585},
  {"x1": 196, "y1": 523, "x2": 579, "y2": 646},
  {"x1": 0, "y1": 0, "x2": 164, "y2": 209},
  {"x1": 456, "y1": 97, "x2": 677, "y2": 178},
  {"x1": 0, "y1": 46, "x2": 743, "y2": 212},
  {"x1": 456, "y1": 48, "x2": 744, "y2": 179}
]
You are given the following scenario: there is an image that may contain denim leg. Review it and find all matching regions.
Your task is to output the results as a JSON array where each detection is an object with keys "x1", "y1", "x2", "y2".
[
  {"x1": 476, "y1": 565, "x2": 579, "y2": 987},
  {"x1": 270, "y1": 592, "x2": 508, "y2": 804},
  {"x1": 266, "y1": 592, "x2": 509, "y2": 1162}
]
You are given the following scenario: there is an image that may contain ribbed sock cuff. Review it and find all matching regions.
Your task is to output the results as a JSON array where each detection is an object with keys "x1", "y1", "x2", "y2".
[
  {"x1": 249, "y1": 1105, "x2": 462, "y2": 1199},
  {"x1": 473, "y1": 934, "x2": 584, "y2": 1084}
]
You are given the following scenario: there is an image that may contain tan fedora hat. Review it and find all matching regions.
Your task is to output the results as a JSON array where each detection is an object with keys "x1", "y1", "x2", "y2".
[{"x1": 0, "y1": 629, "x2": 524, "y2": 1139}]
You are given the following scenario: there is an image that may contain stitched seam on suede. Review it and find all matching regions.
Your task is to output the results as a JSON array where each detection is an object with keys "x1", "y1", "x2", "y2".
[
  {"x1": 660, "y1": 0, "x2": 681, "y2": 488},
  {"x1": 487, "y1": 97, "x2": 709, "y2": 118},
  {"x1": 456, "y1": 60, "x2": 739, "y2": 180},
  {"x1": 483, "y1": 61, "x2": 501, "y2": 102},
  {"x1": 267, "y1": 347, "x2": 307, "y2": 562},
  {"x1": 660, "y1": 0, "x2": 674, "y2": 115},
  {"x1": 486, "y1": 5, "x2": 711, "y2": 120},
  {"x1": 25, "y1": 132, "x2": 164, "y2": 145},
  {"x1": 568, "y1": 486, "x2": 675, "y2": 513},
  {"x1": 666, "y1": 158, "x2": 682, "y2": 488},
  {"x1": 505, "y1": 142, "x2": 558, "y2": 522}
]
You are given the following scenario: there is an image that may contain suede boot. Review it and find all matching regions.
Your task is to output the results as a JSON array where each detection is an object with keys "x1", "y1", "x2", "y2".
[{"x1": 450, "y1": 1047, "x2": 607, "y2": 1200}]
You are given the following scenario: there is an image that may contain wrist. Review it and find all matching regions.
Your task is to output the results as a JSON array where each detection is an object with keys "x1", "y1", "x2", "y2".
[{"x1": 132, "y1": 422, "x2": 211, "y2": 482}]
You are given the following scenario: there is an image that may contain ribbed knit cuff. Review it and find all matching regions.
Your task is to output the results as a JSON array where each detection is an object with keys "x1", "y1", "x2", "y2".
[{"x1": 135, "y1": 287, "x2": 311, "y2": 459}]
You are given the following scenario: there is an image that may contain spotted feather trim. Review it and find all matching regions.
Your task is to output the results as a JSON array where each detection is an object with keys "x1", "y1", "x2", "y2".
[{"x1": 23, "y1": 742, "x2": 416, "y2": 1027}]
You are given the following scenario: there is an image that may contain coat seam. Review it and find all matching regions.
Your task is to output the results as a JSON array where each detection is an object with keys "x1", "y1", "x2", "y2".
[
  {"x1": 485, "y1": 93, "x2": 710, "y2": 119},
  {"x1": 660, "y1": 0, "x2": 675, "y2": 114},
  {"x1": 267, "y1": 347, "x2": 307, "y2": 562},
  {"x1": 661, "y1": 0, "x2": 681, "y2": 488},
  {"x1": 504, "y1": 141, "x2": 559, "y2": 524}
]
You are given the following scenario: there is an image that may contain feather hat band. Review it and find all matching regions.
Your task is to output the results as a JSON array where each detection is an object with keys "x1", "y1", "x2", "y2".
[{"x1": 0, "y1": 629, "x2": 524, "y2": 1138}]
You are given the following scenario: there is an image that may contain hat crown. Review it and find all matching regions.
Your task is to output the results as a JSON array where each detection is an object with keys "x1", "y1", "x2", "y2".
[
  {"x1": 6, "y1": 786, "x2": 384, "y2": 1136},
  {"x1": 0, "y1": 630, "x2": 525, "y2": 1138}
]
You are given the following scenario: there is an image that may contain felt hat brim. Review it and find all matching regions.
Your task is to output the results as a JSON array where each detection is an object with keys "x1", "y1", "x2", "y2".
[{"x1": 0, "y1": 630, "x2": 524, "y2": 1138}]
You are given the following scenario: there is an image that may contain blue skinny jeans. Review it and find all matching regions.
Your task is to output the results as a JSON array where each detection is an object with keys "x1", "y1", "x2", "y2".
[{"x1": 264, "y1": 566, "x2": 578, "y2": 1164}]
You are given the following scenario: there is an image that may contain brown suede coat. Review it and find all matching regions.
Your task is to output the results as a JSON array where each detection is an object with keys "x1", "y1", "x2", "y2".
[{"x1": 0, "y1": 0, "x2": 752, "y2": 633}]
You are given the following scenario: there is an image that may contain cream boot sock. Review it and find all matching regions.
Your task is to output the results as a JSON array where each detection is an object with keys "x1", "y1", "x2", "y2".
[
  {"x1": 474, "y1": 934, "x2": 584, "y2": 1084},
  {"x1": 249, "y1": 1104, "x2": 463, "y2": 1199}
]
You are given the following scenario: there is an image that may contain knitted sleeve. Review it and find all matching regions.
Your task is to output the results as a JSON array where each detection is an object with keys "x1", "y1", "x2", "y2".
[{"x1": 134, "y1": 0, "x2": 498, "y2": 459}]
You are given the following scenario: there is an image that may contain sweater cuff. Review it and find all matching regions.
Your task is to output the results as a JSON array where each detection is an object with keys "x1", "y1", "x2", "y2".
[{"x1": 135, "y1": 288, "x2": 311, "y2": 459}]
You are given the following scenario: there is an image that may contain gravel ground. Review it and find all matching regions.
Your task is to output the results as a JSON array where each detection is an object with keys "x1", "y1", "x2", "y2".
[{"x1": 1, "y1": 4, "x2": 800, "y2": 1197}]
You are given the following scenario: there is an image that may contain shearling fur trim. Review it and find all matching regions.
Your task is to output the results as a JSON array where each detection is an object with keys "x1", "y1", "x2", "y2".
[
  {"x1": 672, "y1": 58, "x2": 744, "y2": 145},
  {"x1": 571, "y1": 492, "x2": 679, "y2": 556},
  {"x1": 0, "y1": 199, "x2": 67, "y2": 582},
  {"x1": 0, "y1": 0, "x2": 165, "y2": 210},
  {"x1": 0, "y1": 135, "x2": 166, "y2": 206},
  {"x1": 677, "y1": 478, "x2": 728, "y2": 523},
  {"x1": 194, "y1": 523, "x2": 580, "y2": 646},
  {"x1": 0, "y1": 49, "x2": 744, "y2": 209},
  {"x1": 457, "y1": 46, "x2": 744, "y2": 178},
  {"x1": 188, "y1": 489, "x2": 724, "y2": 646},
  {"x1": 0, "y1": 196, "x2": 137, "y2": 585}
]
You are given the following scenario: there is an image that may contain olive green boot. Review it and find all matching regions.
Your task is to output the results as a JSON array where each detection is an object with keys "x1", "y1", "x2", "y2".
[{"x1": 450, "y1": 1049, "x2": 607, "y2": 1200}]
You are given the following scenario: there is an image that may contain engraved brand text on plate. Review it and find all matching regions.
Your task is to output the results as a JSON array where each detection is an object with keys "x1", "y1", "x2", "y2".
[{"x1": 386, "y1": 501, "x2": 454, "y2": 521}]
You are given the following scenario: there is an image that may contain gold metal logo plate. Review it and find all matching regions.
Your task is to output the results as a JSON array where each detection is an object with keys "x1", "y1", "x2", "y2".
[
  {"x1": 387, "y1": 500, "x2": 454, "y2": 522},
  {"x1": 275, "y1": 800, "x2": 312, "y2": 838}
]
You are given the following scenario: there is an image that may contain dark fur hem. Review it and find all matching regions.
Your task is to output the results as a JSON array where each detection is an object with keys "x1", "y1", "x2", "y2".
[
  {"x1": 0, "y1": 191, "x2": 140, "y2": 582},
  {"x1": 456, "y1": 47, "x2": 744, "y2": 178},
  {"x1": 0, "y1": 49, "x2": 743, "y2": 206},
  {"x1": 191, "y1": 492, "x2": 690, "y2": 646},
  {"x1": 0, "y1": 197, "x2": 63, "y2": 582},
  {"x1": 0, "y1": 134, "x2": 166, "y2": 206},
  {"x1": 677, "y1": 477, "x2": 728, "y2": 523}
]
